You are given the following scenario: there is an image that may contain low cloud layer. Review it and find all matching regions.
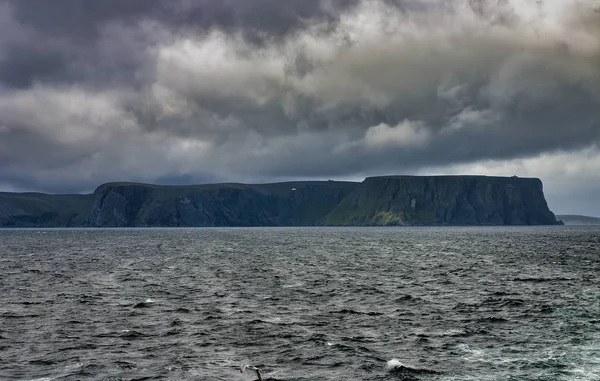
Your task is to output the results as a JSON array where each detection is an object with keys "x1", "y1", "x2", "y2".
[{"x1": 0, "y1": 0, "x2": 598, "y2": 215}]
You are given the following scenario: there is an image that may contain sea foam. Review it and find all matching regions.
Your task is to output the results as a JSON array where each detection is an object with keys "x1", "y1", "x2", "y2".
[{"x1": 386, "y1": 358, "x2": 405, "y2": 369}]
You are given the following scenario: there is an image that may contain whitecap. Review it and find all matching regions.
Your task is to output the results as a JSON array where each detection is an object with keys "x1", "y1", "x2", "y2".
[
  {"x1": 386, "y1": 358, "x2": 405, "y2": 369},
  {"x1": 263, "y1": 317, "x2": 282, "y2": 324},
  {"x1": 282, "y1": 282, "x2": 303, "y2": 288},
  {"x1": 457, "y1": 344, "x2": 488, "y2": 362},
  {"x1": 442, "y1": 328, "x2": 467, "y2": 336},
  {"x1": 570, "y1": 367, "x2": 600, "y2": 380}
]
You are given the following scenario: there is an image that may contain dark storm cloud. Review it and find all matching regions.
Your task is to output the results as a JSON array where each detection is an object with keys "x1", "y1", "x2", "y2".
[
  {"x1": 0, "y1": 45, "x2": 71, "y2": 88},
  {"x1": 0, "y1": 0, "x2": 361, "y2": 88},
  {"x1": 0, "y1": 0, "x2": 598, "y2": 217},
  {"x1": 9, "y1": 0, "x2": 358, "y2": 40}
]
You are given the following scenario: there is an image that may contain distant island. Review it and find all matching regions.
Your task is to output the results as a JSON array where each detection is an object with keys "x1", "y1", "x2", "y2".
[
  {"x1": 555, "y1": 215, "x2": 600, "y2": 226},
  {"x1": 0, "y1": 175, "x2": 562, "y2": 227}
]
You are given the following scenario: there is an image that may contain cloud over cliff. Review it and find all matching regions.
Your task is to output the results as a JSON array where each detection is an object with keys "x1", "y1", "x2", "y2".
[{"x1": 0, "y1": 0, "x2": 598, "y2": 214}]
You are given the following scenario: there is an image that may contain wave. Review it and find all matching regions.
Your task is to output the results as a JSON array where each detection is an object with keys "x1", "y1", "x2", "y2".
[
  {"x1": 132, "y1": 298, "x2": 156, "y2": 308},
  {"x1": 331, "y1": 308, "x2": 383, "y2": 316},
  {"x1": 386, "y1": 358, "x2": 441, "y2": 379},
  {"x1": 476, "y1": 316, "x2": 510, "y2": 324},
  {"x1": 512, "y1": 277, "x2": 574, "y2": 283},
  {"x1": 394, "y1": 294, "x2": 423, "y2": 303}
]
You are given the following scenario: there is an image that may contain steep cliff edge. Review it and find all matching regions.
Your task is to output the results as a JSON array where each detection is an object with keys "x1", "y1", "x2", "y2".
[
  {"x1": 323, "y1": 175, "x2": 560, "y2": 225},
  {"x1": 82, "y1": 181, "x2": 358, "y2": 227},
  {"x1": 0, "y1": 175, "x2": 560, "y2": 227}
]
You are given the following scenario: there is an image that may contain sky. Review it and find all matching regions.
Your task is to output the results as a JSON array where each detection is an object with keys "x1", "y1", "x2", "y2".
[{"x1": 0, "y1": 0, "x2": 598, "y2": 216}]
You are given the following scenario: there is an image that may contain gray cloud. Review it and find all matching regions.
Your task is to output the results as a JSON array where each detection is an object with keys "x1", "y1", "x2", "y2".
[
  {"x1": 0, "y1": 0, "x2": 362, "y2": 88},
  {"x1": 0, "y1": 0, "x2": 598, "y2": 215}
]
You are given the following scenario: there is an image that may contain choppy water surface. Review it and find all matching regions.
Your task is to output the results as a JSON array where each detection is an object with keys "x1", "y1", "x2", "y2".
[{"x1": 1, "y1": 227, "x2": 599, "y2": 381}]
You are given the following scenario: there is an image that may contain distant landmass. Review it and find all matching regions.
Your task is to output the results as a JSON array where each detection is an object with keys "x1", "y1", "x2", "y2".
[
  {"x1": 0, "y1": 175, "x2": 562, "y2": 227},
  {"x1": 555, "y1": 215, "x2": 600, "y2": 225}
]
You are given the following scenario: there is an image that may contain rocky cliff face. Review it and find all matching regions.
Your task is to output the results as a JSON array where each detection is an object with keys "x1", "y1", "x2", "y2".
[
  {"x1": 323, "y1": 176, "x2": 560, "y2": 225},
  {"x1": 82, "y1": 181, "x2": 358, "y2": 227},
  {"x1": 0, "y1": 176, "x2": 560, "y2": 227}
]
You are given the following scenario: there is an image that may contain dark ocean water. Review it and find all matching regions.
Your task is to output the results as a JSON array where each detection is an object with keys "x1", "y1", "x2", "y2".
[{"x1": 1, "y1": 227, "x2": 599, "y2": 381}]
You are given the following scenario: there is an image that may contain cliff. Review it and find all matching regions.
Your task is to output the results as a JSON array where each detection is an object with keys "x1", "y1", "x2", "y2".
[
  {"x1": 0, "y1": 192, "x2": 92, "y2": 227},
  {"x1": 82, "y1": 181, "x2": 358, "y2": 227},
  {"x1": 0, "y1": 176, "x2": 561, "y2": 227},
  {"x1": 323, "y1": 176, "x2": 560, "y2": 225}
]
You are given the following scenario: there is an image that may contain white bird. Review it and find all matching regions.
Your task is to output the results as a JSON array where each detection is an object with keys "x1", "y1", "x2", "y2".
[{"x1": 240, "y1": 364, "x2": 262, "y2": 380}]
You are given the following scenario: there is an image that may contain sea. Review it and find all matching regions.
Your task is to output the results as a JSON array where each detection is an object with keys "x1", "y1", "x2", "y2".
[{"x1": 0, "y1": 226, "x2": 599, "y2": 381}]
